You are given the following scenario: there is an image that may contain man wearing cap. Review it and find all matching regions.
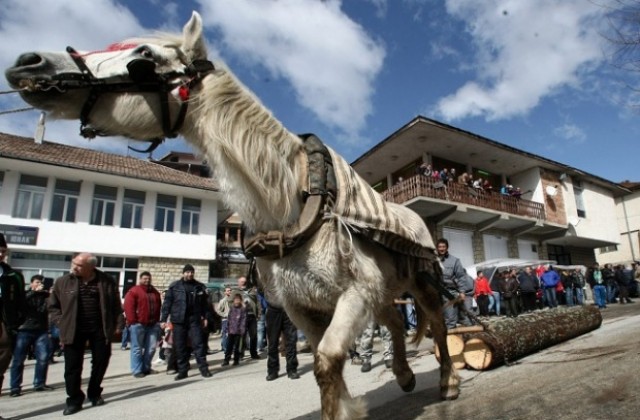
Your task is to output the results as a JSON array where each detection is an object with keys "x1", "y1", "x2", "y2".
[
  {"x1": 0, "y1": 233, "x2": 26, "y2": 411},
  {"x1": 160, "y1": 264, "x2": 212, "y2": 380}
]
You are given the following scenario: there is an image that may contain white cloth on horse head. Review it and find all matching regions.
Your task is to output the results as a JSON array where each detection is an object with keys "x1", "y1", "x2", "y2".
[{"x1": 327, "y1": 147, "x2": 436, "y2": 268}]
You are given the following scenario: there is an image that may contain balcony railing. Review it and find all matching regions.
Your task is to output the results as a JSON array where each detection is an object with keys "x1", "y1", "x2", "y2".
[{"x1": 382, "y1": 175, "x2": 545, "y2": 221}]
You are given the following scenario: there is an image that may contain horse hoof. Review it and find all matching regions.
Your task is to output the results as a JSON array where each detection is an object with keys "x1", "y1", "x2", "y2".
[
  {"x1": 401, "y1": 374, "x2": 416, "y2": 392},
  {"x1": 440, "y1": 387, "x2": 460, "y2": 400}
]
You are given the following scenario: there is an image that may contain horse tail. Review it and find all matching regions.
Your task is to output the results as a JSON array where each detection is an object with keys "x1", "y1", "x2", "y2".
[{"x1": 410, "y1": 260, "x2": 444, "y2": 346}]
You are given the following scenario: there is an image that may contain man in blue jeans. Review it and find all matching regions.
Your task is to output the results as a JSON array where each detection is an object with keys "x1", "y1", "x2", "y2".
[
  {"x1": 10, "y1": 274, "x2": 52, "y2": 396},
  {"x1": 124, "y1": 271, "x2": 162, "y2": 378}
]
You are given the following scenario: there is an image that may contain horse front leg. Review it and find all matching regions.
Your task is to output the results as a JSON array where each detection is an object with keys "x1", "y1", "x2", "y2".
[
  {"x1": 413, "y1": 273, "x2": 460, "y2": 400},
  {"x1": 378, "y1": 304, "x2": 415, "y2": 392},
  {"x1": 314, "y1": 288, "x2": 369, "y2": 420}
]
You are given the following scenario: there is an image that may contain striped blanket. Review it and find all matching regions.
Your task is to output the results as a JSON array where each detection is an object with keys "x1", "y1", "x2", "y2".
[{"x1": 327, "y1": 148, "x2": 436, "y2": 265}]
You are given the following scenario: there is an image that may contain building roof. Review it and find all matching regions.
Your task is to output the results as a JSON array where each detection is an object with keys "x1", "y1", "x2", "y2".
[
  {"x1": 0, "y1": 132, "x2": 219, "y2": 191},
  {"x1": 351, "y1": 116, "x2": 630, "y2": 197}
]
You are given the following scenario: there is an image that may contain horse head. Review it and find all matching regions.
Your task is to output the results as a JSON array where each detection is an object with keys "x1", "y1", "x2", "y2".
[{"x1": 5, "y1": 12, "x2": 212, "y2": 145}]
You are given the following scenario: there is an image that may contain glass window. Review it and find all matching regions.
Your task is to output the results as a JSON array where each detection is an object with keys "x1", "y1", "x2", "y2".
[
  {"x1": 13, "y1": 175, "x2": 47, "y2": 219},
  {"x1": 90, "y1": 185, "x2": 117, "y2": 226},
  {"x1": 121, "y1": 189, "x2": 145, "y2": 229},
  {"x1": 573, "y1": 184, "x2": 586, "y2": 218},
  {"x1": 154, "y1": 194, "x2": 176, "y2": 232},
  {"x1": 50, "y1": 179, "x2": 81, "y2": 222},
  {"x1": 180, "y1": 198, "x2": 201, "y2": 234}
]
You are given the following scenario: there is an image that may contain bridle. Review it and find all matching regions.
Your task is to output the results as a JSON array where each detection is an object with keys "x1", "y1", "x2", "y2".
[{"x1": 27, "y1": 45, "x2": 215, "y2": 153}]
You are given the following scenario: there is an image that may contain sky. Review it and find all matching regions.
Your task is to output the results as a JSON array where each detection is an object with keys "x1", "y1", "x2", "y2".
[{"x1": 0, "y1": 0, "x2": 638, "y2": 183}]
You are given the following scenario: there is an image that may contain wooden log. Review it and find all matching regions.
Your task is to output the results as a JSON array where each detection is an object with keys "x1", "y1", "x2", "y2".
[
  {"x1": 433, "y1": 334, "x2": 466, "y2": 369},
  {"x1": 463, "y1": 305, "x2": 602, "y2": 370},
  {"x1": 447, "y1": 325, "x2": 485, "y2": 335}
]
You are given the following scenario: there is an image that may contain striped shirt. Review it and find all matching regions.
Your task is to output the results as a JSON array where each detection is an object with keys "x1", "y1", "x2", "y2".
[{"x1": 77, "y1": 278, "x2": 103, "y2": 334}]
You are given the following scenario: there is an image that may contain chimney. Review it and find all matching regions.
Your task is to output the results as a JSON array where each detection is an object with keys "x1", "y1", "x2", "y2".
[{"x1": 34, "y1": 112, "x2": 45, "y2": 144}]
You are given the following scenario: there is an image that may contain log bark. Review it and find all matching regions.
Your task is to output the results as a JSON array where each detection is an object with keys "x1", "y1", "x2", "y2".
[
  {"x1": 433, "y1": 334, "x2": 466, "y2": 370},
  {"x1": 463, "y1": 305, "x2": 602, "y2": 370}
]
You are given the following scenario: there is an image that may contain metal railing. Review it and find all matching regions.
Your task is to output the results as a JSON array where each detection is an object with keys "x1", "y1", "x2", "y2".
[{"x1": 382, "y1": 175, "x2": 545, "y2": 221}]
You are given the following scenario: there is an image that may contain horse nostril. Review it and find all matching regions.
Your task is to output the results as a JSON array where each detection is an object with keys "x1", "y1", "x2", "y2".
[{"x1": 15, "y1": 52, "x2": 44, "y2": 68}]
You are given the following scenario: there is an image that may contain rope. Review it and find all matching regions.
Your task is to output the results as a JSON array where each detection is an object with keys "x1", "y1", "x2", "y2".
[{"x1": 0, "y1": 107, "x2": 35, "y2": 116}]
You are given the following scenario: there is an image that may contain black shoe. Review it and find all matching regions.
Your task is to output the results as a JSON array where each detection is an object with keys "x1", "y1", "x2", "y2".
[
  {"x1": 134, "y1": 373, "x2": 146, "y2": 378},
  {"x1": 232, "y1": 360, "x2": 239, "y2": 366},
  {"x1": 250, "y1": 354, "x2": 261, "y2": 360},
  {"x1": 221, "y1": 360, "x2": 229, "y2": 366},
  {"x1": 174, "y1": 371, "x2": 188, "y2": 381},
  {"x1": 90, "y1": 397, "x2": 105, "y2": 407},
  {"x1": 384, "y1": 359, "x2": 393, "y2": 369},
  {"x1": 34, "y1": 385, "x2": 54, "y2": 391},
  {"x1": 63, "y1": 405, "x2": 82, "y2": 416},
  {"x1": 361, "y1": 362, "x2": 372, "y2": 373},
  {"x1": 266, "y1": 373, "x2": 279, "y2": 381},
  {"x1": 200, "y1": 369, "x2": 212, "y2": 378},
  {"x1": 10, "y1": 389, "x2": 21, "y2": 397},
  {"x1": 287, "y1": 371, "x2": 300, "y2": 380}
]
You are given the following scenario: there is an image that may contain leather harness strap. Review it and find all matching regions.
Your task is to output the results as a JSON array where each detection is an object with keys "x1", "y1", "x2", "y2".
[{"x1": 242, "y1": 134, "x2": 336, "y2": 259}]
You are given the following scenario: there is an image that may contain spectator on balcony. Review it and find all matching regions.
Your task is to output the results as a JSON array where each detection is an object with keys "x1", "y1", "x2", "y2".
[
  {"x1": 510, "y1": 187, "x2": 523, "y2": 199},
  {"x1": 473, "y1": 177, "x2": 483, "y2": 190},
  {"x1": 500, "y1": 184, "x2": 511, "y2": 195},
  {"x1": 439, "y1": 168, "x2": 450, "y2": 184},
  {"x1": 482, "y1": 179, "x2": 493, "y2": 193},
  {"x1": 458, "y1": 172, "x2": 470, "y2": 185},
  {"x1": 417, "y1": 163, "x2": 432, "y2": 177},
  {"x1": 449, "y1": 168, "x2": 457, "y2": 182}
]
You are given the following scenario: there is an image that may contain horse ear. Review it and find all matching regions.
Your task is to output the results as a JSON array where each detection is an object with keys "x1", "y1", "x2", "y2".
[{"x1": 182, "y1": 11, "x2": 208, "y2": 61}]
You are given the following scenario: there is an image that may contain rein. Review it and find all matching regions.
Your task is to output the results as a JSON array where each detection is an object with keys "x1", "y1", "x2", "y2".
[{"x1": 21, "y1": 46, "x2": 215, "y2": 153}]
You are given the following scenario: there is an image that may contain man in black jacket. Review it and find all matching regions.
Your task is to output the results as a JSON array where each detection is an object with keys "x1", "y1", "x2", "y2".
[
  {"x1": 160, "y1": 264, "x2": 212, "y2": 380},
  {"x1": 9, "y1": 275, "x2": 53, "y2": 396},
  {"x1": 0, "y1": 233, "x2": 26, "y2": 407},
  {"x1": 517, "y1": 266, "x2": 539, "y2": 312}
]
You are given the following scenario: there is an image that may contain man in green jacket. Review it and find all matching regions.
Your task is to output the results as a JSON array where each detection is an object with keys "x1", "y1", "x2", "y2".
[{"x1": 48, "y1": 252, "x2": 122, "y2": 416}]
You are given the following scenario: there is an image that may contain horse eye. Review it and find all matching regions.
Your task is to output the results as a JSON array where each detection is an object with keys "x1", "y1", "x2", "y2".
[{"x1": 136, "y1": 46, "x2": 154, "y2": 59}]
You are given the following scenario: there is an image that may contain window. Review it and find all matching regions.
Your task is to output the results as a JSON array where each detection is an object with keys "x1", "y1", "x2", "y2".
[
  {"x1": 599, "y1": 244, "x2": 618, "y2": 253},
  {"x1": 573, "y1": 184, "x2": 586, "y2": 218},
  {"x1": 155, "y1": 194, "x2": 176, "y2": 232},
  {"x1": 90, "y1": 185, "x2": 117, "y2": 226},
  {"x1": 121, "y1": 189, "x2": 145, "y2": 229},
  {"x1": 13, "y1": 175, "x2": 47, "y2": 219},
  {"x1": 180, "y1": 198, "x2": 201, "y2": 234},
  {"x1": 50, "y1": 179, "x2": 81, "y2": 222}
]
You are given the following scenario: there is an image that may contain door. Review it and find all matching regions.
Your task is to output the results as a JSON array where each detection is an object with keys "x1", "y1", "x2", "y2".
[
  {"x1": 442, "y1": 227, "x2": 474, "y2": 267},
  {"x1": 517, "y1": 239, "x2": 539, "y2": 260},
  {"x1": 483, "y1": 234, "x2": 508, "y2": 261}
]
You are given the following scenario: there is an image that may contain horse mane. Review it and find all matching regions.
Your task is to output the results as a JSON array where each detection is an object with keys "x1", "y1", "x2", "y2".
[{"x1": 187, "y1": 64, "x2": 304, "y2": 231}]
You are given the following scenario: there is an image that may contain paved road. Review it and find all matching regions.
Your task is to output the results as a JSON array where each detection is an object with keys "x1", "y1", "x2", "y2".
[{"x1": 1, "y1": 303, "x2": 638, "y2": 419}]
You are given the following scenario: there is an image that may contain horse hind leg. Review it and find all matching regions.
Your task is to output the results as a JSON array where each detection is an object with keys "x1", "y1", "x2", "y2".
[
  {"x1": 414, "y1": 271, "x2": 461, "y2": 400},
  {"x1": 377, "y1": 304, "x2": 415, "y2": 392}
]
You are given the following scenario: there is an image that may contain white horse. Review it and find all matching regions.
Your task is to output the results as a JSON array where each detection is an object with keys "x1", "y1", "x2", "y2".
[{"x1": 5, "y1": 12, "x2": 459, "y2": 419}]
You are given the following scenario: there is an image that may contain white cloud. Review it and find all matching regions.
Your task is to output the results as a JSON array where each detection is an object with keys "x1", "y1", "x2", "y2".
[
  {"x1": 553, "y1": 123, "x2": 586, "y2": 143},
  {"x1": 434, "y1": 0, "x2": 606, "y2": 121},
  {"x1": 0, "y1": 0, "x2": 145, "y2": 148},
  {"x1": 196, "y1": 0, "x2": 385, "y2": 138}
]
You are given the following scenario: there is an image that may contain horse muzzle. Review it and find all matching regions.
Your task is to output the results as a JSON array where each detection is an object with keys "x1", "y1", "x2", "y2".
[{"x1": 5, "y1": 52, "x2": 80, "y2": 92}]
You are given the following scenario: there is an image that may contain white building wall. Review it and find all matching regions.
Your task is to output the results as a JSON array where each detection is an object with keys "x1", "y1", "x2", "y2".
[
  {"x1": 597, "y1": 191, "x2": 640, "y2": 264},
  {"x1": 567, "y1": 180, "x2": 620, "y2": 244},
  {"x1": 0, "y1": 158, "x2": 221, "y2": 260}
]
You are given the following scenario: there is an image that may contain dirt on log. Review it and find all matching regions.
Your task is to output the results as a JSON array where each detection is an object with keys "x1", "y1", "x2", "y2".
[{"x1": 463, "y1": 305, "x2": 602, "y2": 370}]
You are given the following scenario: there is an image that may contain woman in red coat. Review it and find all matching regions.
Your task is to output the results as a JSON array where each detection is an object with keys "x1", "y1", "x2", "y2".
[{"x1": 474, "y1": 271, "x2": 493, "y2": 316}]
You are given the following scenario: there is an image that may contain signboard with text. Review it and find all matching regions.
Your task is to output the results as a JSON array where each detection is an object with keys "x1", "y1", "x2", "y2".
[{"x1": 0, "y1": 224, "x2": 38, "y2": 246}]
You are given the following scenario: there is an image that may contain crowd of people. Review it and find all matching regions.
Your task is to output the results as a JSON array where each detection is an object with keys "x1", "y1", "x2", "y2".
[
  {"x1": 0, "y1": 233, "x2": 303, "y2": 418},
  {"x1": 414, "y1": 162, "x2": 524, "y2": 198}
]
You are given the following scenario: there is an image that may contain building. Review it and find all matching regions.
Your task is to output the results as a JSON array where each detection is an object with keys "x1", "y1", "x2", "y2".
[
  {"x1": 0, "y1": 132, "x2": 228, "y2": 294},
  {"x1": 352, "y1": 116, "x2": 629, "y2": 268},
  {"x1": 596, "y1": 181, "x2": 640, "y2": 265}
]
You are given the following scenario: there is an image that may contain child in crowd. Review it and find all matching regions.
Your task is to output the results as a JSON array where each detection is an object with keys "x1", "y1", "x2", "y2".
[
  {"x1": 162, "y1": 320, "x2": 178, "y2": 375},
  {"x1": 222, "y1": 292, "x2": 246, "y2": 366}
]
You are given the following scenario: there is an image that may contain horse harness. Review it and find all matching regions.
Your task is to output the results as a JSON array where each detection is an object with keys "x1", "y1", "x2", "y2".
[
  {"x1": 242, "y1": 134, "x2": 336, "y2": 260},
  {"x1": 28, "y1": 45, "x2": 215, "y2": 153}
]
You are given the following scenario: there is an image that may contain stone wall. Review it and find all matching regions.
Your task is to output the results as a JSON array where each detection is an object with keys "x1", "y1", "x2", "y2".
[{"x1": 138, "y1": 257, "x2": 210, "y2": 290}]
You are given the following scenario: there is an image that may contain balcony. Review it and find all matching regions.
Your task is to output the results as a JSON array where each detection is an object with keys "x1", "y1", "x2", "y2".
[{"x1": 382, "y1": 175, "x2": 546, "y2": 222}]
